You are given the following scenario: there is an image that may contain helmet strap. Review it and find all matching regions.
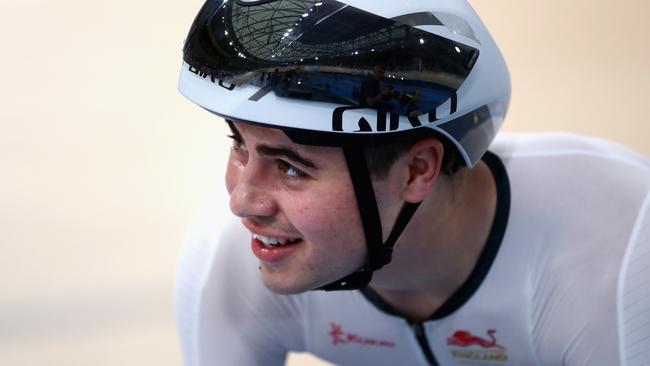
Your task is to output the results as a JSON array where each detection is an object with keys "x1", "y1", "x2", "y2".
[{"x1": 317, "y1": 146, "x2": 421, "y2": 291}]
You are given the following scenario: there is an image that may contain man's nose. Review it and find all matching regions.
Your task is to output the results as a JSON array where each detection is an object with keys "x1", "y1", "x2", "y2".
[{"x1": 229, "y1": 166, "x2": 277, "y2": 219}]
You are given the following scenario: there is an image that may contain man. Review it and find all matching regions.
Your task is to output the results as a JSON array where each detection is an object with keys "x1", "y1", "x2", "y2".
[
  {"x1": 175, "y1": 0, "x2": 650, "y2": 365},
  {"x1": 359, "y1": 65, "x2": 395, "y2": 110}
]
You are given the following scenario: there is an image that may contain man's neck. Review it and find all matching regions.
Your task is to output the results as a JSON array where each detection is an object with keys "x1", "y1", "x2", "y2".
[{"x1": 369, "y1": 161, "x2": 497, "y2": 321}]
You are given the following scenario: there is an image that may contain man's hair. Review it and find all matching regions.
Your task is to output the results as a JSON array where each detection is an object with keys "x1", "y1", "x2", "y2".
[{"x1": 363, "y1": 131, "x2": 464, "y2": 179}]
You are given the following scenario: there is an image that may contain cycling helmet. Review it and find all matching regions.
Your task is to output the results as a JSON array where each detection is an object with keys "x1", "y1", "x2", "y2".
[{"x1": 179, "y1": 0, "x2": 510, "y2": 291}]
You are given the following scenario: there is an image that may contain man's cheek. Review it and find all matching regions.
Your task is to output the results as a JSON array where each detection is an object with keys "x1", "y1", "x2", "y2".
[{"x1": 306, "y1": 212, "x2": 349, "y2": 238}]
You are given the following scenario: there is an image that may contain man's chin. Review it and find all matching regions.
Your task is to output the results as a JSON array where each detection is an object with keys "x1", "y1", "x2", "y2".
[
  {"x1": 261, "y1": 279, "x2": 314, "y2": 294},
  {"x1": 260, "y1": 271, "x2": 323, "y2": 295}
]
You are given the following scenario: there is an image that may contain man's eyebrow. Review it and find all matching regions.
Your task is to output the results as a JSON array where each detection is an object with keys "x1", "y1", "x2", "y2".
[{"x1": 256, "y1": 145, "x2": 317, "y2": 169}]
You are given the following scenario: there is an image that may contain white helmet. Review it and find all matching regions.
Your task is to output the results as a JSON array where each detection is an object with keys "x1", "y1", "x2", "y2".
[{"x1": 179, "y1": 0, "x2": 510, "y2": 290}]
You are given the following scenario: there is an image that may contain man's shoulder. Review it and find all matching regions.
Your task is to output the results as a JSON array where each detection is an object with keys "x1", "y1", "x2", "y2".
[
  {"x1": 490, "y1": 132, "x2": 650, "y2": 195},
  {"x1": 491, "y1": 132, "x2": 649, "y2": 169},
  {"x1": 489, "y1": 132, "x2": 650, "y2": 228},
  {"x1": 488, "y1": 132, "x2": 650, "y2": 295},
  {"x1": 482, "y1": 135, "x2": 648, "y2": 365}
]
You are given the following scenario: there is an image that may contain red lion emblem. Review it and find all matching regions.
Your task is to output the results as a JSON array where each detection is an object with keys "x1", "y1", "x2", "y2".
[{"x1": 447, "y1": 329, "x2": 505, "y2": 350}]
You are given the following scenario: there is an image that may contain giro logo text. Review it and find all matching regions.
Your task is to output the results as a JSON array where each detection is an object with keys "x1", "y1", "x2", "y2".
[{"x1": 188, "y1": 65, "x2": 235, "y2": 91}]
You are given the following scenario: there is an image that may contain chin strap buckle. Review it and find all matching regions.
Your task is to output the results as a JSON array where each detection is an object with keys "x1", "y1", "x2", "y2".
[{"x1": 318, "y1": 268, "x2": 373, "y2": 291}]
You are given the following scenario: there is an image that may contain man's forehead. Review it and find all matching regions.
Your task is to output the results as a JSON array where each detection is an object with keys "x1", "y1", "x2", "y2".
[
  {"x1": 229, "y1": 119, "x2": 297, "y2": 145},
  {"x1": 228, "y1": 119, "x2": 340, "y2": 156}
]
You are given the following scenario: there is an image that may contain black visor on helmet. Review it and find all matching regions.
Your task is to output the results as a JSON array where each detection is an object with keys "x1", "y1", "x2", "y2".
[{"x1": 183, "y1": 0, "x2": 479, "y2": 119}]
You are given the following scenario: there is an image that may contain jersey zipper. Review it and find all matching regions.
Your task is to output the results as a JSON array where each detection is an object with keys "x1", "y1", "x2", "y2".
[{"x1": 411, "y1": 322, "x2": 439, "y2": 366}]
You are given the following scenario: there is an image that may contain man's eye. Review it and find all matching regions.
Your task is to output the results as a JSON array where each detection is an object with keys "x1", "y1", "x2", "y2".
[{"x1": 277, "y1": 160, "x2": 305, "y2": 178}]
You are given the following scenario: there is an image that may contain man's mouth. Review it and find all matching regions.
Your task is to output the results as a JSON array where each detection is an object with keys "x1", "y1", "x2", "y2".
[{"x1": 253, "y1": 234, "x2": 302, "y2": 248}]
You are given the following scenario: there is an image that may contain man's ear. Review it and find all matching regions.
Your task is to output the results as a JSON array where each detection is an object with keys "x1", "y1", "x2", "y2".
[{"x1": 401, "y1": 138, "x2": 444, "y2": 203}]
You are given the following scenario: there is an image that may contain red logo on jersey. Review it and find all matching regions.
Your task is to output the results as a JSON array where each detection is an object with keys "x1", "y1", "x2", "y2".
[
  {"x1": 329, "y1": 323, "x2": 395, "y2": 348},
  {"x1": 447, "y1": 329, "x2": 505, "y2": 350}
]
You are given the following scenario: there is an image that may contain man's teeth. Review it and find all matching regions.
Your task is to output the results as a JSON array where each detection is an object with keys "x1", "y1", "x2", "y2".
[{"x1": 253, "y1": 234, "x2": 298, "y2": 247}]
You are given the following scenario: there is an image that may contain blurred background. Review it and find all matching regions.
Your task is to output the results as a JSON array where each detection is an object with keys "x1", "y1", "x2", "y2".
[{"x1": 0, "y1": 0, "x2": 648, "y2": 365}]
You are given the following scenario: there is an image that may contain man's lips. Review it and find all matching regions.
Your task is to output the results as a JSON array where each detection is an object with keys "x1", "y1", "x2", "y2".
[
  {"x1": 251, "y1": 236, "x2": 302, "y2": 263},
  {"x1": 241, "y1": 219, "x2": 302, "y2": 242},
  {"x1": 253, "y1": 233, "x2": 301, "y2": 247},
  {"x1": 242, "y1": 219, "x2": 303, "y2": 263}
]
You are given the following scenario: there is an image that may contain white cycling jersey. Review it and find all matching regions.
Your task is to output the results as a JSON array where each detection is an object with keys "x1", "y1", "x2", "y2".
[{"x1": 175, "y1": 133, "x2": 650, "y2": 366}]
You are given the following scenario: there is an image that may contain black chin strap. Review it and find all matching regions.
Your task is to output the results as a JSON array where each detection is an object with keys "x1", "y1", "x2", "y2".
[{"x1": 318, "y1": 147, "x2": 421, "y2": 291}]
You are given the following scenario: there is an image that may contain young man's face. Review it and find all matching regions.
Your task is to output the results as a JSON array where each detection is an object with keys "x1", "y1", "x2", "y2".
[{"x1": 225, "y1": 121, "x2": 369, "y2": 294}]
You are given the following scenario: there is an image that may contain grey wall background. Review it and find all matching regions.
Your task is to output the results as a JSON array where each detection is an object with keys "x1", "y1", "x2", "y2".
[{"x1": 0, "y1": 0, "x2": 648, "y2": 365}]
